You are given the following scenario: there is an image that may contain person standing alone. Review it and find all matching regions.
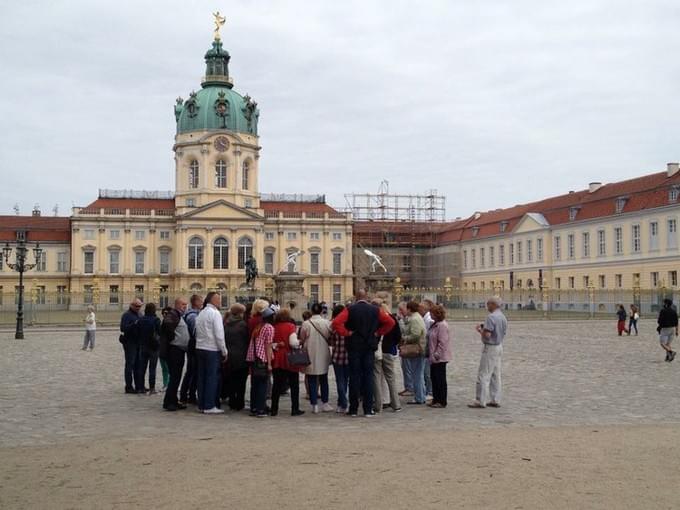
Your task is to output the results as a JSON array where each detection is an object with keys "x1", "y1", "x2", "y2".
[
  {"x1": 82, "y1": 305, "x2": 96, "y2": 351},
  {"x1": 469, "y1": 296, "x2": 507, "y2": 409},
  {"x1": 657, "y1": 298, "x2": 678, "y2": 362}
]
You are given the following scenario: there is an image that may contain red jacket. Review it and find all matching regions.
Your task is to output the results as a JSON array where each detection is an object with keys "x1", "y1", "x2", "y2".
[{"x1": 272, "y1": 321, "x2": 301, "y2": 372}]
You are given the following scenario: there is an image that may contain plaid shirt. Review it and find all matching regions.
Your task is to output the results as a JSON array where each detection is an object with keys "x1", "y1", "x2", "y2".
[
  {"x1": 330, "y1": 330, "x2": 348, "y2": 365},
  {"x1": 247, "y1": 323, "x2": 274, "y2": 362}
]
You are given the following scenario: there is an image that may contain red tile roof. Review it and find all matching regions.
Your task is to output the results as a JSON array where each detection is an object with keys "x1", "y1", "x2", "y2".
[
  {"x1": 260, "y1": 201, "x2": 340, "y2": 214},
  {"x1": 84, "y1": 198, "x2": 175, "y2": 210},
  {"x1": 0, "y1": 216, "x2": 71, "y2": 242}
]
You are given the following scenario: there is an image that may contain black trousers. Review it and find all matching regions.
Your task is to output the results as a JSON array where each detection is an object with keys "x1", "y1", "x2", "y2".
[
  {"x1": 222, "y1": 365, "x2": 249, "y2": 411},
  {"x1": 163, "y1": 345, "x2": 185, "y2": 409},
  {"x1": 180, "y1": 349, "x2": 198, "y2": 403},
  {"x1": 430, "y1": 361, "x2": 448, "y2": 407},
  {"x1": 271, "y1": 368, "x2": 300, "y2": 415}
]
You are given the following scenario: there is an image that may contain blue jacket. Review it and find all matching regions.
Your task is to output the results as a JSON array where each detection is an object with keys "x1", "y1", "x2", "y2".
[
  {"x1": 184, "y1": 308, "x2": 200, "y2": 352},
  {"x1": 120, "y1": 309, "x2": 141, "y2": 344},
  {"x1": 138, "y1": 314, "x2": 161, "y2": 352}
]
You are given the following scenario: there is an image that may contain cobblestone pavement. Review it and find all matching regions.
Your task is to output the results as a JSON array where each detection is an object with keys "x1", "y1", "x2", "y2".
[{"x1": 2, "y1": 320, "x2": 679, "y2": 447}]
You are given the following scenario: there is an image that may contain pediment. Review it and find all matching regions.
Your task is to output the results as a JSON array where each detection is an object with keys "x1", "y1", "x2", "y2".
[
  {"x1": 512, "y1": 212, "x2": 550, "y2": 234},
  {"x1": 180, "y1": 200, "x2": 263, "y2": 221}
]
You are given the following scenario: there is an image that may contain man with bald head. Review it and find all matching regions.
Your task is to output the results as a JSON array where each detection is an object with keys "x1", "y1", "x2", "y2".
[
  {"x1": 161, "y1": 297, "x2": 190, "y2": 411},
  {"x1": 120, "y1": 298, "x2": 144, "y2": 394},
  {"x1": 333, "y1": 289, "x2": 395, "y2": 417}
]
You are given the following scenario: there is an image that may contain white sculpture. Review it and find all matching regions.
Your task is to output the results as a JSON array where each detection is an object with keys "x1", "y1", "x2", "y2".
[
  {"x1": 363, "y1": 248, "x2": 387, "y2": 273},
  {"x1": 286, "y1": 250, "x2": 304, "y2": 272}
]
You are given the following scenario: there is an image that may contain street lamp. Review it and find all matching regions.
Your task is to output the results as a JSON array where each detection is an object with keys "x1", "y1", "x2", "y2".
[{"x1": 3, "y1": 230, "x2": 42, "y2": 339}]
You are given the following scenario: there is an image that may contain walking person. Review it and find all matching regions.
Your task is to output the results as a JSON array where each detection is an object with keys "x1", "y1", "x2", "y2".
[
  {"x1": 179, "y1": 294, "x2": 201, "y2": 405},
  {"x1": 300, "y1": 303, "x2": 333, "y2": 413},
  {"x1": 332, "y1": 289, "x2": 395, "y2": 417},
  {"x1": 469, "y1": 296, "x2": 508, "y2": 409},
  {"x1": 400, "y1": 301, "x2": 427, "y2": 406},
  {"x1": 138, "y1": 303, "x2": 162, "y2": 395},
  {"x1": 270, "y1": 308, "x2": 305, "y2": 417},
  {"x1": 82, "y1": 305, "x2": 96, "y2": 351},
  {"x1": 628, "y1": 304, "x2": 639, "y2": 336},
  {"x1": 330, "y1": 304, "x2": 349, "y2": 414},
  {"x1": 616, "y1": 305, "x2": 628, "y2": 336},
  {"x1": 427, "y1": 305, "x2": 452, "y2": 408},
  {"x1": 246, "y1": 307, "x2": 275, "y2": 417},
  {"x1": 195, "y1": 292, "x2": 228, "y2": 414},
  {"x1": 120, "y1": 299, "x2": 144, "y2": 394},
  {"x1": 657, "y1": 298, "x2": 679, "y2": 362},
  {"x1": 160, "y1": 298, "x2": 190, "y2": 411},
  {"x1": 222, "y1": 303, "x2": 250, "y2": 411},
  {"x1": 373, "y1": 303, "x2": 402, "y2": 413}
]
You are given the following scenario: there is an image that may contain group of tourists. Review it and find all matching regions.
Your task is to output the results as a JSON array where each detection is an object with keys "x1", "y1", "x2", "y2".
[
  {"x1": 117, "y1": 290, "x2": 508, "y2": 417},
  {"x1": 614, "y1": 299, "x2": 679, "y2": 362}
]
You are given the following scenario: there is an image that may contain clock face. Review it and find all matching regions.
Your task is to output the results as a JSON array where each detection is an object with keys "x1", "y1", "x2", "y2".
[{"x1": 214, "y1": 136, "x2": 229, "y2": 152}]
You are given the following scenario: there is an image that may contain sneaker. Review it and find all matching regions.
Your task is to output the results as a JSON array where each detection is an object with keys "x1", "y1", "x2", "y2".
[
  {"x1": 398, "y1": 390, "x2": 413, "y2": 396},
  {"x1": 666, "y1": 351, "x2": 671, "y2": 361},
  {"x1": 203, "y1": 407, "x2": 225, "y2": 415},
  {"x1": 365, "y1": 411, "x2": 376, "y2": 418},
  {"x1": 467, "y1": 401, "x2": 486, "y2": 409},
  {"x1": 311, "y1": 404, "x2": 320, "y2": 414},
  {"x1": 81, "y1": 347, "x2": 87, "y2": 351},
  {"x1": 347, "y1": 410, "x2": 358, "y2": 417},
  {"x1": 487, "y1": 402, "x2": 501, "y2": 408},
  {"x1": 393, "y1": 407, "x2": 403, "y2": 412},
  {"x1": 256, "y1": 412, "x2": 267, "y2": 418},
  {"x1": 321, "y1": 403, "x2": 334, "y2": 412},
  {"x1": 291, "y1": 410, "x2": 305, "y2": 417},
  {"x1": 125, "y1": 388, "x2": 136, "y2": 394},
  {"x1": 176, "y1": 403, "x2": 187, "y2": 410},
  {"x1": 382, "y1": 403, "x2": 391, "y2": 410},
  {"x1": 671, "y1": 351, "x2": 677, "y2": 362}
]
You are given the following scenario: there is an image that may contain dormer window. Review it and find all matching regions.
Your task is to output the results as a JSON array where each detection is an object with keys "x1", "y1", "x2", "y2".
[
  {"x1": 615, "y1": 197, "x2": 627, "y2": 214},
  {"x1": 568, "y1": 206, "x2": 580, "y2": 221},
  {"x1": 670, "y1": 187, "x2": 679, "y2": 204},
  {"x1": 472, "y1": 227, "x2": 480, "y2": 237},
  {"x1": 500, "y1": 221, "x2": 509, "y2": 233}
]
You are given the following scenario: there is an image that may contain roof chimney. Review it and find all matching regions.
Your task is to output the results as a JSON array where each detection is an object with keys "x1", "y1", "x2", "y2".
[
  {"x1": 32, "y1": 204, "x2": 41, "y2": 216},
  {"x1": 667, "y1": 162, "x2": 679, "y2": 177},
  {"x1": 589, "y1": 182, "x2": 602, "y2": 193}
]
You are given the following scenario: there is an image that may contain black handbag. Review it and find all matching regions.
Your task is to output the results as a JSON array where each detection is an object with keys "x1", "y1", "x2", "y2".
[
  {"x1": 251, "y1": 359, "x2": 268, "y2": 378},
  {"x1": 287, "y1": 348, "x2": 311, "y2": 367}
]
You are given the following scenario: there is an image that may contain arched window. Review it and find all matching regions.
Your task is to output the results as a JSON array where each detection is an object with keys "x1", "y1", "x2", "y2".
[
  {"x1": 242, "y1": 161, "x2": 250, "y2": 190},
  {"x1": 215, "y1": 160, "x2": 227, "y2": 188},
  {"x1": 238, "y1": 236, "x2": 253, "y2": 269},
  {"x1": 188, "y1": 236, "x2": 204, "y2": 269},
  {"x1": 213, "y1": 237, "x2": 229, "y2": 269},
  {"x1": 189, "y1": 160, "x2": 199, "y2": 189},
  {"x1": 190, "y1": 282, "x2": 203, "y2": 291}
]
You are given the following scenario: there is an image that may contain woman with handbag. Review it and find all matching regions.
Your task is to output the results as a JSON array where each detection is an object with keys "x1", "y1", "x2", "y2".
[
  {"x1": 270, "y1": 308, "x2": 305, "y2": 417},
  {"x1": 399, "y1": 301, "x2": 427, "y2": 405},
  {"x1": 138, "y1": 303, "x2": 161, "y2": 395},
  {"x1": 427, "y1": 305, "x2": 452, "y2": 408},
  {"x1": 299, "y1": 303, "x2": 333, "y2": 413},
  {"x1": 246, "y1": 307, "x2": 275, "y2": 417}
]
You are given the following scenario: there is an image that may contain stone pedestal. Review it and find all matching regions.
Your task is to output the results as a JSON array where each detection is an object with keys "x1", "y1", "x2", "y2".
[
  {"x1": 365, "y1": 272, "x2": 397, "y2": 310},
  {"x1": 274, "y1": 272, "x2": 306, "y2": 322}
]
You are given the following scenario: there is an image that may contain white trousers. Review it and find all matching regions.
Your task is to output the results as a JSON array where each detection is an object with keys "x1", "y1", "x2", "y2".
[{"x1": 475, "y1": 344, "x2": 502, "y2": 405}]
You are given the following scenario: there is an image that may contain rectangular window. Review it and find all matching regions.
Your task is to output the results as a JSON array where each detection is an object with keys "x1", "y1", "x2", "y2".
[
  {"x1": 471, "y1": 249, "x2": 476, "y2": 269},
  {"x1": 264, "y1": 252, "x2": 274, "y2": 274},
  {"x1": 480, "y1": 247, "x2": 485, "y2": 268},
  {"x1": 583, "y1": 275, "x2": 590, "y2": 288},
  {"x1": 109, "y1": 285, "x2": 119, "y2": 304},
  {"x1": 598, "y1": 275, "x2": 605, "y2": 288},
  {"x1": 517, "y1": 241, "x2": 522, "y2": 264},
  {"x1": 670, "y1": 271, "x2": 678, "y2": 287},
  {"x1": 499, "y1": 244, "x2": 505, "y2": 265},
  {"x1": 134, "y1": 285, "x2": 144, "y2": 300},
  {"x1": 651, "y1": 272, "x2": 659, "y2": 287},
  {"x1": 463, "y1": 250, "x2": 468, "y2": 269},
  {"x1": 526, "y1": 240, "x2": 532, "y2": 262},
  {"x1": 332, "y1": 252, "x2": 342, "y2": 275},
  {"x1": 597, "y1": 229, "x2": 606, "y2": 256},
  {"x1": 536, "y1": 238, "x2": 543, "y2": 261},
  {"x1": 582, "y1": 232, "x2": 590, "y2": 258},
  {"x1": 509, "y1": 243, "x2": 514, "y2": 265},
  {"x1": 567, "y1": 234, "x2": 575, "y2": 259},
  {"x1": 309, "y1": 232, "x2": 320, "y2": 241},
  {"x1": 57, "y1": 252, "x2": 68, "y2": 272},
  {"x1": 83, "y1": 285, "x2": 93, "y2": 304},
  {"x1": 649, "y1": 221, "x2": 659, "y2": 250},
  {"x1": 333, "y1": 284, "x2": 342, "y2": 304},
  {"x1": 615, "y1": 274, "x2": 623, "y2": 288},
  {"x1": 35, "y1": 251, "x2": 47, "y2": 272},
  {"x1": 402, "y1": 255, "x2": 412, "y2": 272},
  {"x1": 632, "y1": 224, "x2": 641, "y2": 253},
  {"x1": 109, "y1": 229, "x2": 120, "y2": 240},
  {"x1": 633, "y1": 273, "x2": 640, "y2": 286},
  {"x1": 109, "y1": 250, "x2": 120, "y2": 274},
  {"x1": 134, "y1": 251, "x2": 145, "y2": 274},
  {"x1": 489, "y1": 246, "x2": 495, "y2": 266},
  {"x1": 554, "y1": 236, "x2": 561, "y2": 260},
  {"x1": 332, "y1": 232, "x2": 342, "y2": 241},
  {"x1": 614, "y1": 227, "x2": 623, "y2": 254},
  {"x1": 159, "y1": 231, "x2": 170, "y2": 240},
  {"x1": 57, "y1": 286, "x2": 68, "y2": 305},
  {"x1": 134, "y1": 230, "x2": 145, "y2": 241},
  {"x1": 286, "y1": 232, "x2": 297, "y2": 241},
  {"x1": 310, "y1": 284, "x2": 320, "y2": 304},
  {"x1": 159, "y1": 250, "x2": 170, "y2": 274},
  {"x1": 668, "y1": 219, "x2": 677, "y2": 249},
  {"x1": 35, "y1": 285, "x2": 46, "y2": 305},
  {"x1": 568, "y1": 276, "x2": 575, "y2": 289},
  {"x1": 555, "y1": 277, "x2": 561, "y2": 289},
  {"x1": 83, "y1": 229, "x2": 95, "y2": 240},
  {"x1": 265, "y1": 232, "x2": 275, "y2": 241},
  {"x1": 83, "y1": 251, "x2": 94, "y2": 274},
  {"x1": 310, "y1": 252, "x2": 320, "y2": 274},
  {"x1": 186, "y1": 198, "x2": 195, "y2": 207}
]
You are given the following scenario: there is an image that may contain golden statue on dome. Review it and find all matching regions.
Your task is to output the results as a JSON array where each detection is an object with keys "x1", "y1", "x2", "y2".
[{"x1": 212, "y1": 11, "x2": 226, "y2": 41}]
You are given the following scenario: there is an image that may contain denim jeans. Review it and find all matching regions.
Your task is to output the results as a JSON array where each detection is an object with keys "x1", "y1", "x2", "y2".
[
  {"x1": 401, "y1": 356, "x2": 413, "y2": 392},
  {"x1": 250, "y1": 374, "x2": 269, "y2": 414},
  {"x1": 196, "y1": 349, "x2": 221, "y2": 411},
  {"x1": 308, "y1": 373, "x2": 329, "y2": 406},
  {"x1": 348, "y1": 350, "x2": 375, "y2": 415},
  {"x1": 404, "y1": 356, "x2": 425, "y2": 403},
  {"x1": 82, "y1": 330, "x2": 95, "y2": 349},
  {"x1": 139, "y1": 350, "x2": 159, "y2": 390},
  {"x1": 424, "y1": 358, "x2": 433, "y2": 396},
  {"x1": 333, "y1": 363, "x2": 349, "y2": 409},
  {"x1": 123, "y1": 342, "x2": 143, "y2": 391}
]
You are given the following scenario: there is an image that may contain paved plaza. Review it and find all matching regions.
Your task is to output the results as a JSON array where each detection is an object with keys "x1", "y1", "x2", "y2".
[{"x1": 2, "y1": 320, "x2": 680, "y2": 508}]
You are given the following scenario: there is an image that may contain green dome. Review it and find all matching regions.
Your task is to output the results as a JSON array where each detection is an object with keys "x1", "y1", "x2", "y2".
[{"x1": 174, "y1": 40, "x2": 259, "y2": 136}]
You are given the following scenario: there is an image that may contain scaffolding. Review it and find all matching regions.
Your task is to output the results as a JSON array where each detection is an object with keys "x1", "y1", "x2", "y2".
[{"x1": 344, "y1": 180, "x2": 446, "y2": 222}]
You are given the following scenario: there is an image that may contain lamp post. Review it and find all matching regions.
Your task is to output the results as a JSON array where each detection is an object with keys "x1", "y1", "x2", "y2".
[{"x1": 3, "y1": 230, "x2": 42, "y2": 339}]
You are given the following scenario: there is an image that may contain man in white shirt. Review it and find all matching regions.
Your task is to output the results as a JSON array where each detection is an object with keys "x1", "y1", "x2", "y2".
[{"x1": 195, "y1": 292, "x2": 228, "y2": 414}]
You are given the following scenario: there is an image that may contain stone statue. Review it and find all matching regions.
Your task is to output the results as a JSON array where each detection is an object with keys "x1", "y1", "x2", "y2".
[
  {"x1": 245, "y1": 255, "x2": 258, "y2": 287},
  {"x1": 213, "y1": 11, "x2": 226, "y2": 41},
  {"x1": 363, "y1": 248, "x2": 387, "y2": 273},
  {"x1": 286, "y1": 250, "x2": 304, "y2": 273}
]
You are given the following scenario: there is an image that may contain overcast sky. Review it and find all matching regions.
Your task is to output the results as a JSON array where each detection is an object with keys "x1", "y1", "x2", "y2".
[{"x1": 1, "y1": 1, "x2": 679, "y2": 219}]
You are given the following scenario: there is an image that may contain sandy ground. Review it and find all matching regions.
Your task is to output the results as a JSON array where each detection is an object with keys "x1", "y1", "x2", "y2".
[{"x1": 1, "y1": 425, "x2": 679, "y2": 509}]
